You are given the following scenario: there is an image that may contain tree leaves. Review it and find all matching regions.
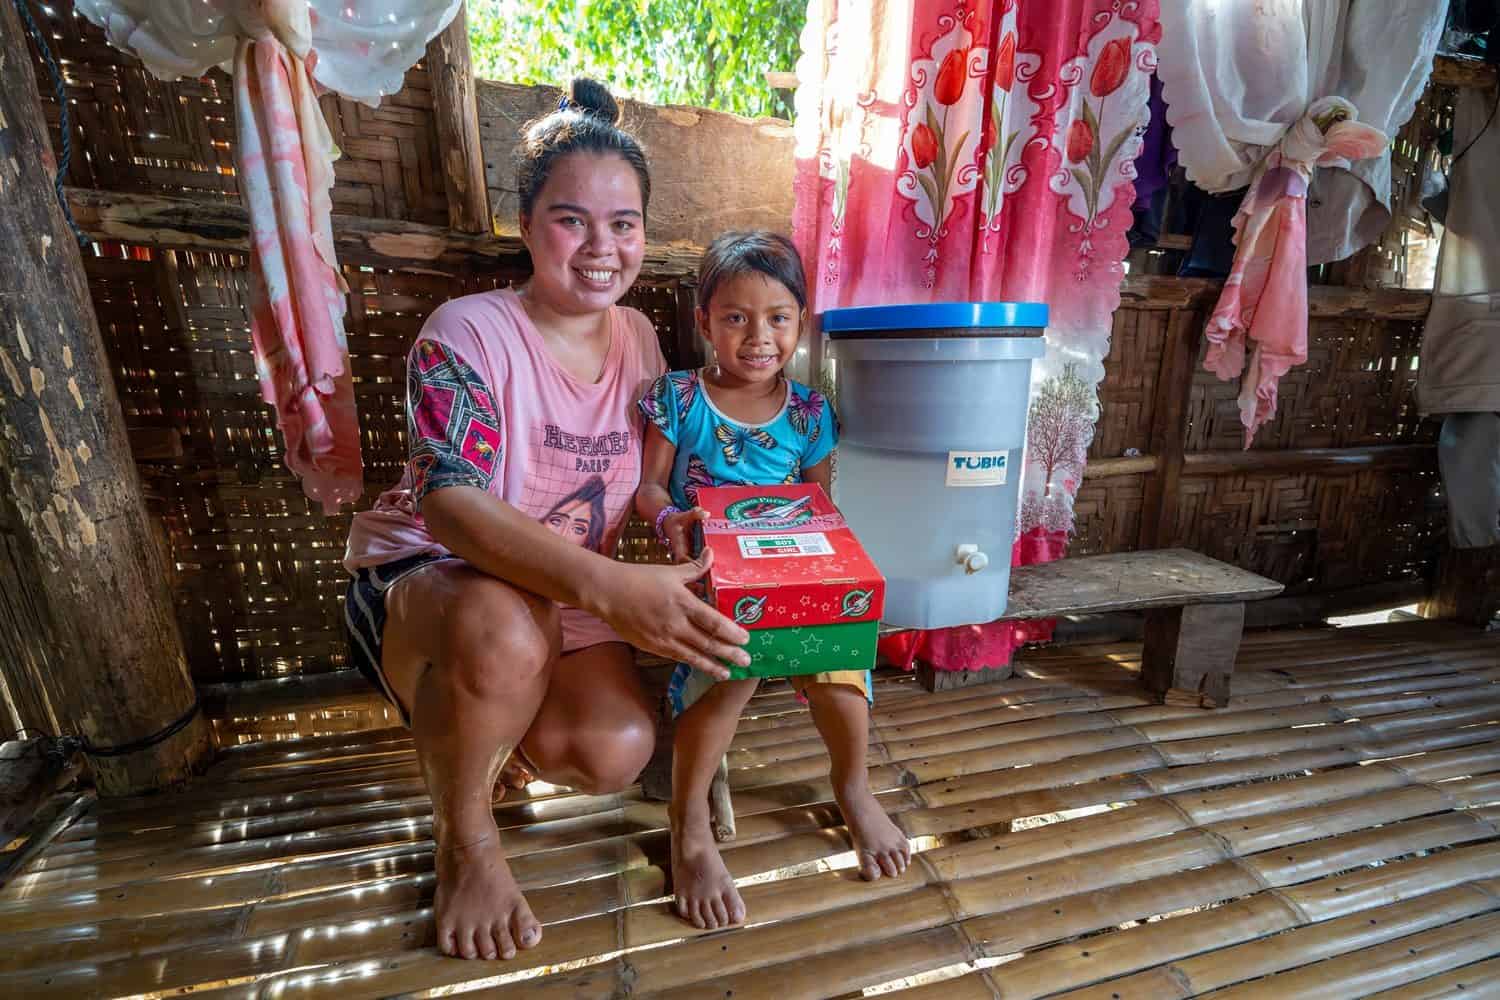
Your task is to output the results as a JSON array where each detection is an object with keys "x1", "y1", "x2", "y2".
[{"x1": 468, "y1": 0, "x2": 803, "y2": 119}]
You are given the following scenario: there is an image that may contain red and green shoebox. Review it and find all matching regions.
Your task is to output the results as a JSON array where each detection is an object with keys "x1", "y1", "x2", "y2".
[{"x1": 696, "y1": 484, "x2": 885, "y2": 680}]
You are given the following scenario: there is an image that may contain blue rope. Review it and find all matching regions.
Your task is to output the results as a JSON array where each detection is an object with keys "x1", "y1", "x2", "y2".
[{"x1": 12, "y1": 0, "x2": 90, "y2": 247}]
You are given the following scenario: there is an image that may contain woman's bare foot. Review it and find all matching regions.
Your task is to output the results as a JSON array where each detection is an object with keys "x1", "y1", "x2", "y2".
[
  {"x1": 836, "y1": 783, "x2": 911, "y2": 881},
  {"x1": 670, "y1": 805, "x2": 746, "y2": 929},
  {"x1": 434, "y1": 832, "x2": 543, "y2": 960}
]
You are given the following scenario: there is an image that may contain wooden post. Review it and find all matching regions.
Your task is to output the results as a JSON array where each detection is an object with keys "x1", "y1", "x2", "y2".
[
  {"x1": 1138, "y1": 308, "x2": 1203, "y2": 550},
  {"x1": 1420, "y1": 545, "x2": 1500, "y2": 629},
  {"x1": 0, "y1": 9, "x2": 212, "y2": 795},
  {"x1": 426, "y1": 4, "x2": 491, "y2": 234},
  {"x1": 1140, "y1": 602, "x2": 1244, "y2": 709}
]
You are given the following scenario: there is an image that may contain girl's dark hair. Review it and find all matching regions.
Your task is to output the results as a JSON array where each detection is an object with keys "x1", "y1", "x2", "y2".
[
  {"x1": 517, "y1": 77, "x2": 651, "y2": 221},
  {"x1": 546, "y1": 474, "x2": 609, "y2": 551},
  {"x1": 697, "y1": 231, "x2": 809, "y2": 313}
]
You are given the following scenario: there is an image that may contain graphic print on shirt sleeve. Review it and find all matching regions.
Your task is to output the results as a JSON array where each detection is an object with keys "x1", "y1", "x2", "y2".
[{"x1": 407, "y1": 339, "x2": 503, "y2": 505}]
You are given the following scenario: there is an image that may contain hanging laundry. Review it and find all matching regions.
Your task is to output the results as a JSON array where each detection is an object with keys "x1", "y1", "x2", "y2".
[
  {"x1": 1158, "y1": 0, "x2": 1444, "y2": 445},
  {"x1": 1203, "y1": 98, "x2": 1387, "y2": 447},
  {"x1": 74, "y1": 0, "x2": 462, "y2": 510}
]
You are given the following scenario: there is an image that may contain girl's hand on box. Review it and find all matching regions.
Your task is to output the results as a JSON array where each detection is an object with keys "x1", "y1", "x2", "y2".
[{"x1": 663, "y1": 506, "x2": 710, "y2": 563}]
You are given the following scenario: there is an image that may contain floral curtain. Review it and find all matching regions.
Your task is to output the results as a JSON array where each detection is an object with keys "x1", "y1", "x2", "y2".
[{"x1": 794, "y1": 0, "x2": 1160, "y2": 672}]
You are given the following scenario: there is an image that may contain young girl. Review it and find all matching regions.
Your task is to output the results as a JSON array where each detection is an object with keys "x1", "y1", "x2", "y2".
[{"x1": 636, "y1": 231, "x2": 912, "y2": 931}]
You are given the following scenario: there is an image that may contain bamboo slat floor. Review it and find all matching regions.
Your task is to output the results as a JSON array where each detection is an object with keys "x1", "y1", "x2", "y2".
[{"x1": 1, "y1": 618, "x2": 1497, "y2": 999}]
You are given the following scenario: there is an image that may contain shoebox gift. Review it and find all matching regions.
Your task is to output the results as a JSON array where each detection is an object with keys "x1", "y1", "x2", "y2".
[{"x1": 696, "y1": 484, "x2": 884, "y2": 679}]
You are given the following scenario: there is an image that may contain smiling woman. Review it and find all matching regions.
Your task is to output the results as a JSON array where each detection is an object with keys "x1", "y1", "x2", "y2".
[{"x1": 339, "y1": 77, "x2": 751, "y2": 963}]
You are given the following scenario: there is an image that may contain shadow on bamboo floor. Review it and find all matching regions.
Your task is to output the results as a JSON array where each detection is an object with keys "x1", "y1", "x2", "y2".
[{"x1": 1, "y1": 618, "x2": 1498, "y2": 999}]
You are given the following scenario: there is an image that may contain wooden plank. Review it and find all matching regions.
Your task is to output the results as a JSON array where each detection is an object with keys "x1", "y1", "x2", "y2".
[
  {"x1": 424, "y1": 5, "x2": 490, "y2": 234},
  {"x1": 1004, "y1": 550, "x2": 1283, "y2": 620},
  {"x1": 64, "y1": 188, "x2": 705, "y2": 278}
]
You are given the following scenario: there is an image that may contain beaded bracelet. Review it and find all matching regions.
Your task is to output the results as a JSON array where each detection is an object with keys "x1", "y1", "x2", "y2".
[{"x1": 654, "y1": 505, "x2": 684, "y2": 548}]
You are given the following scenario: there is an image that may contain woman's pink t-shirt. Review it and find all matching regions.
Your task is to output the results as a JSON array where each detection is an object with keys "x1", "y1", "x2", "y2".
[{"x1": 345, "y1": 288, "x2": 666, "y2": 650}]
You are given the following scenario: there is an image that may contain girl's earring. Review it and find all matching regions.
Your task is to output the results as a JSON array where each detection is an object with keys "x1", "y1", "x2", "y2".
[{"x1": 711, "y1": 362, "x2": 721, "y2": 378}]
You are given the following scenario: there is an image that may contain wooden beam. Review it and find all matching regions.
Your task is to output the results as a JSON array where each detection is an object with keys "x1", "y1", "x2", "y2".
[
  {"x1": 1084, "y1": 454, "x2": 1158, "y2": 479},
  {"x1": 200, "y1": 670, "x2": 381, "y2": 720},
  {"x1": 64, "y1": 188, "x2": 706, "y2": 278},
  {"x1": 425, "y1": 5, "x2": 491, "y2": 235},
  {"x1": 1116, "y1": 276, "x2": 1431, "y2": 320},
  {"x1": 1181, "y1": 444, "x2": 1436, "y2": 476},
  {"x1": 60, "y1": 188, "x2": 1440, "y2": 318},
  {"x1": 0, "y1": 5, "x2": 212, "y2": 795},
  {"x1": 1431, "y1": 54, "x2": 1498, "y2": 91}
]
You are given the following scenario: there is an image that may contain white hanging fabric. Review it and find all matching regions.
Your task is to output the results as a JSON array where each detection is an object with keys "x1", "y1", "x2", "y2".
[
  {"x1": 1158, "y1": 0, "x2": 1444, "y2": 265},
  {"x1": 75, "y1": 0, "x2": 461, "y2": 106}
]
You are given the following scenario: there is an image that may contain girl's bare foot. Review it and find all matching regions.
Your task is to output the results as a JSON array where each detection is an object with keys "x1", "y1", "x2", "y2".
[
  {"x1": 670, "y1": 805, "x2": 746, "y2": 929},
  {"x1": 836, "y1": 783, "x2": 910, "y2": 881},
  {"x1": 434, "y1": 832, "x2": 543, "y2": 960}
]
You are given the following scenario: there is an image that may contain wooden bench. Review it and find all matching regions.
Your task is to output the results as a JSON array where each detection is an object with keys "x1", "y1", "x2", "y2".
[
  {"x1": 913, "y1": 549, "x2": 1283, "y2": 707},
  {"x1": 640, "y1": 550, "x2": 1279, "y2": 835}
]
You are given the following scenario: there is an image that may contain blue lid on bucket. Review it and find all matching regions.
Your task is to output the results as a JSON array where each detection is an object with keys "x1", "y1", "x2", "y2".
[{"x1": 821, "y1": 301, "x2": 1048, "y2": 338}]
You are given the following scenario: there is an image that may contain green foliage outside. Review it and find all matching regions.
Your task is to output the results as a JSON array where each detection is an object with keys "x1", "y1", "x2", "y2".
[{"x1": 467, "y1": 0, "x2": 806, "y2": 119}]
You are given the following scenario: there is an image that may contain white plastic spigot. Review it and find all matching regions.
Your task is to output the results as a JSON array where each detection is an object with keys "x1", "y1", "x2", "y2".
[{"x1": 954, "y1": 544, "x2": 989, "y2": 574}]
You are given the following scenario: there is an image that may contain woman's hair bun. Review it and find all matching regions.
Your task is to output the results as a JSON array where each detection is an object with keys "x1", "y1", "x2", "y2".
[{"x1": 568, "y1": 77, "x2": 621, "y2": 125}]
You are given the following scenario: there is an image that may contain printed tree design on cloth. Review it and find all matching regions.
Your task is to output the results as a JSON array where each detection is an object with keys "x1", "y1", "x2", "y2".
[
  {"x1": 1027, "y1": 363, "x2": 1095, "y2": 497},
  {"x1": 1064, "y1": 35, "x2": 1134, "y2": 225}
]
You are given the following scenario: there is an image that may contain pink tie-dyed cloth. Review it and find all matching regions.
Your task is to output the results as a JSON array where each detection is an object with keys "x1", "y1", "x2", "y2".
[
  {"x1": 233, "y1": 33, "x2": 363, "y2": 510},
  {"x1": 1203, "y1": 97, "x2": 1388, "y2": 447}
]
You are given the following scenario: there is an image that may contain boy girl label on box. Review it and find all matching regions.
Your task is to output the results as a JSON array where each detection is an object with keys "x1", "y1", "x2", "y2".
[
  {"x1": 698, "y1": 484, "x2": 884, "y2": 679},
  {"x1": 945, "y1": 449, "x2": 1010, "y2": 487}
]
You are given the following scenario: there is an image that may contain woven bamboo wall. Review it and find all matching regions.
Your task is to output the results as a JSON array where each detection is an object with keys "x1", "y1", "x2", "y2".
[{"x1": 23, "y1": 0, "x2": 1455, "y2": 689}]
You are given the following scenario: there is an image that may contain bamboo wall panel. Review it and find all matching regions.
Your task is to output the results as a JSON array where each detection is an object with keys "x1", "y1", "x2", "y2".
[
  {"x1": 82, "y1": 244, "x2": 679, "y2": 682},
  {"x1": 1188, "y1": 317, "x2": 1432, "y2": 453},
  {"x1": 1071, "y1": 474, "x2": 1147, "y2": 557},
  {"x1": 1168, "y1": 464, "x2": 1445, "y2": 593},
  {"x1": 1088, "y1": 307, "x2": 1168, "y2": 461}
]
